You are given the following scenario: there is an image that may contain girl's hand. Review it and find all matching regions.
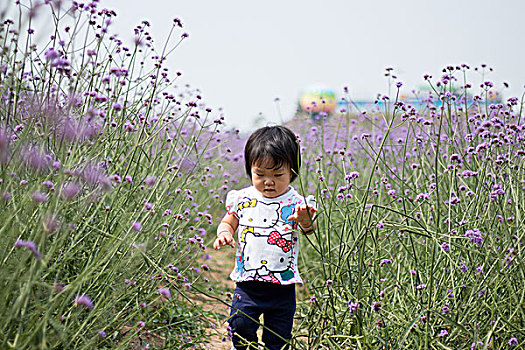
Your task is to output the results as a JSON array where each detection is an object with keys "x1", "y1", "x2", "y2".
[
  {"x1": 288, "y1": 204, "x2": 316, "y2": 231},
  {"x1": 213, "y1": 231, "x2": 236, "y2": 250}
]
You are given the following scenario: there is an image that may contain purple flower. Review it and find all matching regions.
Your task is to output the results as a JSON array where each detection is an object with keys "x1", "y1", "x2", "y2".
[
  {"x1": 450, "y1": 153, "x2": 462, "y2": 162},
  {"x1": 144, "y1": 202, "x2": 153, "y2": 210},
  {"x1": 509, "y1": 337, "x2": 518, "y2": 346},
  {"x1": 417, "y1": 284, "x2": 426, "y2": 290},
  {"x1": 98, "y1": 330, "x2": 106, "y2": 338},
  {"x1": 44, "y1": 47, "x2": 60, "y2": 61},
  {"x1": 42, "y1": 180, "x2": 55, "y2": 190},
  {"x1": 438, "y1": 329, "x2": 448, "y2": 337},
  {"x1": 74, "y1": 295, "x2": 93, "y2": 310},
  {"x1": 326, "y1": 279, "x2": 333, "y2": 286},
  {"x1": 465, "y1": 229, "x2": 484, "y2": 247},
  {"x1": 348, "y1": 301, "x2": 360, "y2": 314},
  {"x1": 51, "y1": 58, "x2": 70, "y2": 69},
  {"x1": 59, "y1": 117, "x2": 101, "y2": 143},
  {"x1": 379, "y1": 259, "x2": 392, "y2": 267},
  {"x1": 131, "y1": 221, "x2": 142, "y2": 232},
  {"x1": 1, "y1": 192, "x2": 12, "y2": 202},
  {"x1": 20, "y1": 145, "x2": 50, "y2": 172},
  {"x1": 0, "y1": 128, "x2": 8, "y2": 164},
  {"x1": 31, "y1": 191, "x2": 48, "y2": 203},
  {"x1": 82, "y1": 163, "x2": 108, "y2": 187},
  {"x1": 445, "y1": 196, "x2": 460, "y2": 205},
  {"x1": 14, "y1": 240, "x2": 42, "y2": 259},
  {"x1": 61, "y1": 182, "x2": 81, "y2": 201},
  {"x1": 371, "y1": 301, "x2": 381, "y2": 312},
  {"x1": 137, "y1": 321, "x2": 145, "y2": 327},
  {"x1": 347, "y1": 171, "x2": 360, "y2": 180},
  {"x1": 441, "y1": 242, "x2": 450, "y2": 252},
  {"x1": 144, "y1": 175, "x2": 156, "y2": 187},
  {"x1": 158, "y1": 287, "x2": 171, "y2": 298}
]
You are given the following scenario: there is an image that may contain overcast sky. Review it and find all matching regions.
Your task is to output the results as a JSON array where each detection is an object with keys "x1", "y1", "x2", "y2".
[{"x1": 105, "y1": 1, "x2": 524, "y2": 131}]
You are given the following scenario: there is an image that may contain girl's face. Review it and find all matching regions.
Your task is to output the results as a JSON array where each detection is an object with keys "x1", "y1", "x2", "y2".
[{"x1": 251, "y1": 159, "x2": 292, "y2": 198}]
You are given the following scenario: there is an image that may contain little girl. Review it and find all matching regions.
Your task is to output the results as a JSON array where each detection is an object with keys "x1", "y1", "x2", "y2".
[{"x1": 213, "y1": 125, "x2": 317, "y2": 350}]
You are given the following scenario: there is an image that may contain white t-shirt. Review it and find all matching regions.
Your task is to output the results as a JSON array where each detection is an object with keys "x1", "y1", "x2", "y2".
[{"x1": 225, "y1": 185, "x2": 316, "y2": 285}]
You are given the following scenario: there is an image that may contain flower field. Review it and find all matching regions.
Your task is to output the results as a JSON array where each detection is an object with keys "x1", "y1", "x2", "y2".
[{"x1": 0, "y1": 1, "x2": 523, "y2": 349}]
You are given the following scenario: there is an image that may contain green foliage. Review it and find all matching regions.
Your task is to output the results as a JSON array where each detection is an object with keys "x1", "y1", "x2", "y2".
[
  {"x1": 0, "y1": 1, "x2": 235, "y2": 348},
  {"x1": 291, "y1": 72, "x2": 525, "y2": 348}
]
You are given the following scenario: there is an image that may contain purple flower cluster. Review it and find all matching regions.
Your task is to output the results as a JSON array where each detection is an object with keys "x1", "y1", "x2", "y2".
[
  {"x1": 74, "y1": 295, "x2": 94, "y2": 310},
  {"x1": 464, "y1": 229, "x2": 485, "y2": 247},
  {"x1": 14, "y1": 240, "x2": 42, "y2": 259}
]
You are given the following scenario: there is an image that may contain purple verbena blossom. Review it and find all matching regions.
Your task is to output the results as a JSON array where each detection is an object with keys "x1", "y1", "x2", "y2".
[
  {"x1": 61, "y1": 182, "x2": 81, "y2": 200},
  {"x1": 379, "y1": 259, "x2": 392, "y2": 267},
  {"x1": 20, "y1": 145, "x2": 50, "y2": 173},
  {"x1": 0, "y1": 128, "x2": 9, "y2": 164},
  {"x1": 74, "y1": 295, "x2": 93, "y2": 310},
  {"x1": 158, "y1": 287, "x2": 171, "y2": 298},
  {"x1": 14, "y1": 239, "x2": 42, "y2": 259},
  {"x1": 465, "y1": 229, "x2": 484, "y2": 247},
  {"x1": 438, "y1": 330, "x2": 448, "y2": 337},
  {"x1": 31, "y1": 191, "x2": 48, "y2": 203},
  {"x1": 144, "y1": 175, "x2": 156, "y2": 187},
  {"x1": 509, "y1": 337, "x2": 518, "y2": 346},
  {"x1": 371, "y1": 301, "x2": 381, "y2": 312},
  {"x1": 348, "y1": 301, "x2": 360, "y2": 314},
  {"x1": 131, "y1": 221, "x2": 142, "y2": 232},
  {"x1": 44, "y1": 47, "x2": 60, "y2": 61}
]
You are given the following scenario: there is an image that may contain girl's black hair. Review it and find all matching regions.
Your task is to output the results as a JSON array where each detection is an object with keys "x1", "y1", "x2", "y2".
[{"x1": 244, "y1": 125, "x2": 300, "y2": 182}]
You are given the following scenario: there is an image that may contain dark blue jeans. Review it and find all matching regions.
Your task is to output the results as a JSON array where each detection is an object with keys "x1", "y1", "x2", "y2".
[{"x1": 228, "y1": 281, "x2": 296, "y2": 350}]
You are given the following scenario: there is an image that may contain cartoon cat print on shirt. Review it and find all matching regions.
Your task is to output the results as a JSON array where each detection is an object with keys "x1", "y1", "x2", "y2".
[
  {"x1": 235, "y1": 197, "x2": 282, "y2": 275},
  {"x1": 237, "y1": 198, "x2": 280, "y2": 232},
  {"x1": 234, "y1": 196, "x2": 304, "y2": 283},
  {"x1": 242, "y1": 232, "x2": 296, "y2": 284}
]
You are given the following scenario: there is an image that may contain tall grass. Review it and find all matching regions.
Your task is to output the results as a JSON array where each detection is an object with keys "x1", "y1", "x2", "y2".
[
  {"x1": 289, "y1": 69, "x2": 524, "y2": 349},
  {"x1": 2, "y1": 1, "x2": 524, "y2": 349},
  {"x1": 0, "y1": 1, "x2": 242, "y2": 348}
]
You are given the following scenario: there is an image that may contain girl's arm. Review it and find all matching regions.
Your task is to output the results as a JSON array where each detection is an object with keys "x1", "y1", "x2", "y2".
[
  {"x1": 288, "y1": 204, "x2": 317, "y2": 235},
  {"x1": 213, "y1": 213, "x2": 239, "y2": 250}
]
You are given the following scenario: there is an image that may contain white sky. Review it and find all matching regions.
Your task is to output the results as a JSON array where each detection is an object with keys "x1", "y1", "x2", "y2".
[{"x1": 45, "y1": 1, "x2": 525, "y2": 131}]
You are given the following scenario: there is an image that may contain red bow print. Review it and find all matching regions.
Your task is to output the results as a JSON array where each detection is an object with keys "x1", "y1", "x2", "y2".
[{"x1": 268, "y1": 231, "x2": 293, "y2": 252}]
